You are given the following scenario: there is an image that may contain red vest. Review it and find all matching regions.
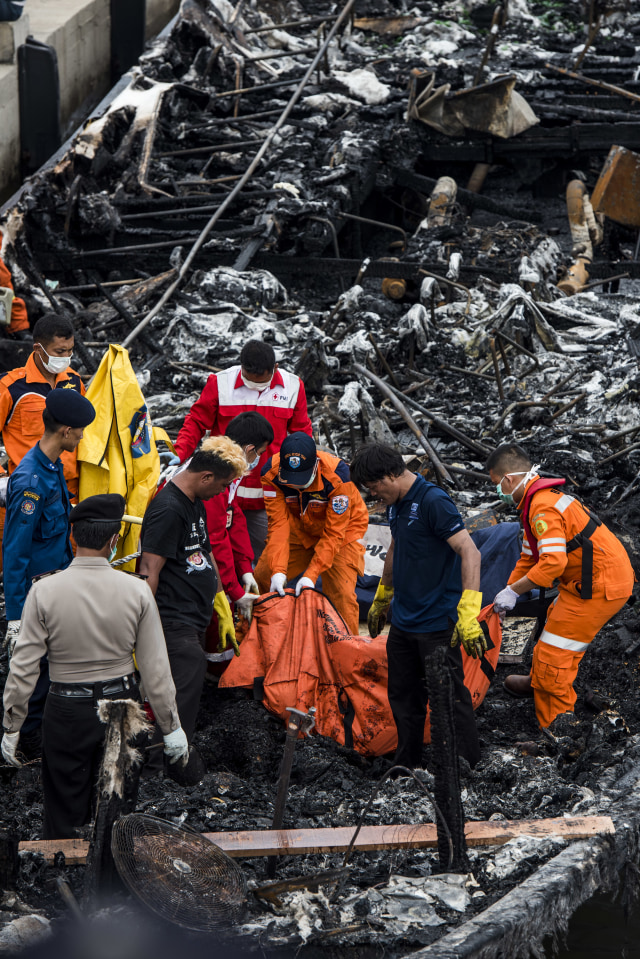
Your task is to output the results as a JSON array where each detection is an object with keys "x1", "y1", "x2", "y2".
[{"x1": 519, "y1": 477, "x2": 566, "y2": 560}]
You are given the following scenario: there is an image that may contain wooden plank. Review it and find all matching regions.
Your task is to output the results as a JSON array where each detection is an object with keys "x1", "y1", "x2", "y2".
[
  {"x1": 18, "y1": 816, "x2": 614, "y2": 862},
  {"x1": 18, "y1": 838, "x2": 89, "y2": 865}
]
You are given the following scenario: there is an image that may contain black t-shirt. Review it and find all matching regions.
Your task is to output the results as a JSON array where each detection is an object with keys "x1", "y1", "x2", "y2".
[{"x1": 140, "y1": 482, "x2": 217, "y2": 630}]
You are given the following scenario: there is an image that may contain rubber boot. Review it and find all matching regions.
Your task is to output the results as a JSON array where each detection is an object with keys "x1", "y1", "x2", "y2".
[{"x1": 503, "y1": 674, "x2": 534, "y2": 698}]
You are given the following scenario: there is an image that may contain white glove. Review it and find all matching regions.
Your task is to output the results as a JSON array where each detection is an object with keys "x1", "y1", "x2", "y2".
[
  {"x1": 1, "y1": 732, "x2": 21, "y2": 767},
  {"x1": 493, "y1": 585, "x2": 519, "y2": 615},
  {"x1": 235, "y1": 591, "x2": 258, "y2": 622},
  {"x1": 295, "y1": 576, "x2": 316, "y2": 597},
  {"x1": 163, "y1": 727, "x2": 189, "y2": 765},
  {"x1": 270, "y1": 573, "x2": 287, "y2": 597},
  {"x1": 241, "y1": 572, "x2": 259, "y2": 594},
  {"x1": 3, "y1": 621, "x2": 20, "y2": 660}
]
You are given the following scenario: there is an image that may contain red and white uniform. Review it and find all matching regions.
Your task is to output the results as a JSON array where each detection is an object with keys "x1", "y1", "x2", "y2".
[
  {"x1": 174, "y1": 365, "x2": 313, "y2": 511},
  {"x1": 205, "y1": 477, "x2": 253, "y2": 604}
]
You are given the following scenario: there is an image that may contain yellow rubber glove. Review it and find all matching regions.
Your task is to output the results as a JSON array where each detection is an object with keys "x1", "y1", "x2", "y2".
[
  {"x1": 367, "y1": 583, "x2": 394, "y2": 638},
  {"x1": 214, "y1": 591, "x2": 239, "y2": 656},
  {"x1": 451, "y1": 589, "x2": 487, "y2": 659}
]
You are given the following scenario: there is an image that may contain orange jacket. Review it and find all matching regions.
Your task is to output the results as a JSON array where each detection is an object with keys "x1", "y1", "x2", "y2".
[
  {"x1": 0, "y1": 239, "x2": 28, "y2": 333},
  {"x1": 0, "y1": 353, "x2": 86, "y2": 490},
  {"x1": 508, "y1": 477, "x2": 633, "y2": 599},
  {"x1": 261, "y1": 449, "x2": 369, "y2": 581}
]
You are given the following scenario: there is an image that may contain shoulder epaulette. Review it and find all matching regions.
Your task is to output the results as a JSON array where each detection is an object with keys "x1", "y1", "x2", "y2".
[
  {"x1": 120, "y1": 570, "x2": 148, "y2": 580},
  {"x1": 32, "y1": 569, "x2": 61, "y2": 583}
]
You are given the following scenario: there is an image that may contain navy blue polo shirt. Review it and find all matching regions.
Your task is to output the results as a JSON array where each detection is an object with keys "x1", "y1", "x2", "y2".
[{"x1": 388, "y1": 473, "x2": 465, "y2": 632}]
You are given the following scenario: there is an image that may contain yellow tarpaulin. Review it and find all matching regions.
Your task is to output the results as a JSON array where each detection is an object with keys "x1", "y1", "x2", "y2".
[{"x1": 77, "y1": 344, "x2": 162, "y2": 570}]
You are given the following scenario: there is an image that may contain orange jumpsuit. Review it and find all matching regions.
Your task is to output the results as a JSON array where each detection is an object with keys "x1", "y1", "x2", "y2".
[
  {"x1": 509, "y1": 478, "x2": 634, "y2": 727},
  {"x1": 0, "y1": 235, "x2": 29, "y2": 333},
  {"x1": 254, "y1": 450, "x2": 368, "y2": 634},
  {"x1": 0, "y1": 353, "x2": 86, "y2": 498}
]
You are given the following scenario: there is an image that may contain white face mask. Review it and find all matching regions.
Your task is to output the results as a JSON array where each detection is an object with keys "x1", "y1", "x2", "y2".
[
  {"x1": 242, "y1": 374, "x2": 271, "y2": 391},
  {"x1": 245, "y1": 448, "x2": 260, "y2": 471},
  {"x1": 298, "y1": 463, "x2": 318, "y2": 489},
  {"x1": 37, "y1": 344, "x2": 71, "y2": 375}
]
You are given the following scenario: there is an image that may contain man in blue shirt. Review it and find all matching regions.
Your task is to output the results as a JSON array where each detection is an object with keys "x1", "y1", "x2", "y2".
[
  {"x1": 3, "y1": 388, "x2": 95, "y2": 754},
  {"x1": 351, "y1": 443, "x2": 485, "y2": 769}
]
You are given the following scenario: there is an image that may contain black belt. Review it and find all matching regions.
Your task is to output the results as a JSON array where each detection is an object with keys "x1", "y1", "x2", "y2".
[{"x1": 50, "y1": 674, "x2": 137, "y2": 699}]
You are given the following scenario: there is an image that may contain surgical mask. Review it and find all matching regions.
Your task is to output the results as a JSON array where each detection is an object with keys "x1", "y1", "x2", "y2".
[
  {"x1": 495, "y1": 464, "x2": 540, "y2": 505},
  {"x1": 245, "y1": 448, "x2": 260, "y2": 471},
  {"x1": 108, "y1": 536, "x2": 118, "y2": 563},
  {"x1": 37, "y1": 344, "x2": 71, "y2": 375},
  {"x1": 299, "y1": 463, "x2": 318, "y2": 489},
  {"x1": 242, "y1": 374, "x2": 270, "y2": 391}
]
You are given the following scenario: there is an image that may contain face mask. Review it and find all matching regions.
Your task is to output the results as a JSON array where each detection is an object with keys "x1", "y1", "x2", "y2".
[
  {"x1": 108, "y1": 536, "x2": 118, "y2": 563},
  {"x1": 245, "y1": 448, "x2": 260, "y2": 471},
  {"x1": 242, "y1": 374, "x2": 270, "y2": 391},
  {"x1": 495, "y1": 465, "x2": 540, "y2": 505},
  {"x1": 37, "y1": 344, "x2": 71, "y2": 375},
  {"x1": 299, "y1": 463, "x2": 318, "y2": 489}
]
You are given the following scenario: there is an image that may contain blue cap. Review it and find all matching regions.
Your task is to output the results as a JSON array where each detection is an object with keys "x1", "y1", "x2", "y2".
[
  {"x1": 278, "y1": 432, "x2": 317, "y2": 486},
  {"x1": 46, "y1": 388, "x2": 96, "y2": 428}
]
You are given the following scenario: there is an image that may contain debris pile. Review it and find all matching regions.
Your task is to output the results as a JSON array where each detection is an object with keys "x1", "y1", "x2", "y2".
[{"x1": 1, "y1": 0, "x2": 640, "y2": 954}]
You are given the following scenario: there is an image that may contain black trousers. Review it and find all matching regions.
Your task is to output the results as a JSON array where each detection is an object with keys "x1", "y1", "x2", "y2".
[
  {"x1": 41, "y1": 687, "x2": 140, "y2": 840},
  {"x1": 146, "y1": 620, "x2": 207, "y2": 775},
  {"x1": 387, "y1": 622, "x2": 481, "y2": 769}
]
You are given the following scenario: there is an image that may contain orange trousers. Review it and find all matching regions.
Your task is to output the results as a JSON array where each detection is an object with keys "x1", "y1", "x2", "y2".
[
  {"x1": 531, "y1": 586, "x2": 630, "y2": 727},
  {"x1": 255, "y1": 540, "x2": 365, "y2": 635}
]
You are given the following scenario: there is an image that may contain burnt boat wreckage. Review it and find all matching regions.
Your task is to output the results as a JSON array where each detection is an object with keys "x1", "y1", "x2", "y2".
[{"x1": 2, "y1": 0, "x2": 640, "y2": 954}]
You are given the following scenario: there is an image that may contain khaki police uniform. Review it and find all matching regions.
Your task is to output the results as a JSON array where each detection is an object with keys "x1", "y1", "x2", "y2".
[{"x1": 3, "y1": 556, "x2": 180, "y2": 838}]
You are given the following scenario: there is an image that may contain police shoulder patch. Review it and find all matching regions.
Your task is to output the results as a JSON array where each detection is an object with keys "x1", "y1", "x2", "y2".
[
  {"x1": 21, "y1": 499, "x2": 36, "y2": 514},
  {"x1": 331, "y1": 495, "x2": 349, "y2": 514}
]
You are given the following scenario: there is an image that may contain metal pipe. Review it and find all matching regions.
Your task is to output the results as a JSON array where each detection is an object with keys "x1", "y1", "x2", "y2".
[
  {"x1": 336, "y1": 212, "x2": 407, "y2": 250},
  {"x1": 353, "y1": 362, "x2": 455, "y2": 487},
  {"x1": 544, "y1": 62, "x2": 640, "y2": 105},
  {"x1": 122, "y1": 0, "x2": 358, "y2": 350},
  {"x1": 419, "y1": 269, "x2": 471, "y2": 314},
  {"x1": 157, "y1": 138, "x2": 265, "y2": 158},
  {"x1": 245, "y1": 15, "x2": 338, "y2": 34},
  {"x1": 386, "y1": 384, "x2": 491, "y2": 457}
]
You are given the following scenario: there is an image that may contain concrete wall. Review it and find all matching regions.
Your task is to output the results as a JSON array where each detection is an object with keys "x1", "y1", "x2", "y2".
[{"x1": 0, "y1": 0, "x2": 180, "y2": 202}]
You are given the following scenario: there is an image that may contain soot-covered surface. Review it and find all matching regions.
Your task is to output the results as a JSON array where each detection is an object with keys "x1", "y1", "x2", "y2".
[{"x1": 1, "y1": 0, "x2": 640, "y2": 954}]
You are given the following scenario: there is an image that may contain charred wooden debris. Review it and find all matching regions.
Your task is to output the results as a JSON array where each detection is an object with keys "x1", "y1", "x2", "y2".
[{"x1": 2, "y1": 0, "x2": 640, "y2": 955}]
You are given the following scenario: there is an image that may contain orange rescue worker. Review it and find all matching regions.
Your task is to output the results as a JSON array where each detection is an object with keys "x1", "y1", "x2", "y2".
[
  {"x1": 254, "y1": 433, "x2": 368, "y2": 634},
  {"x1": 0, "y1": 232, "x2": 29, "y2": 337},
  {"x1": 487, "y1": 443, "x2": 634, "y2": 729},
  {"x1": 0, "y1": 314, "x2": 84, "y2": 500}
]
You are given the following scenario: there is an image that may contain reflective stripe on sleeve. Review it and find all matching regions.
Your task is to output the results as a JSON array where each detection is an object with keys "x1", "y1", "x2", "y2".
[
  {"x1": 522, "y1": 544, "x2": 532, "y2": 555},
  {"x1": 263, "y1": 491, "x2": 277, "y2": 498},
  {"x1": 540, "y1": 630, "x2": 589, "y2": 652},
  {"x1": 538, "y1": 537, "x2": 567, "y2": 546},
  {"x1": 555, "y1": 494, "x2": 575, "y2": 513},
  {"x1": 539, "y1": 545, "x2": 567, "y2": 554},
  {"x1": 237, "y1": 486, "x2": 264, "y2": 498}
]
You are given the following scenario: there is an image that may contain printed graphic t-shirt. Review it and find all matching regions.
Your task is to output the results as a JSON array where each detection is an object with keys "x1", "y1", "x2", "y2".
[
  {"x1": 388, "y1": 473, "x2": 465, "y2": 632},
  {"x1": 140, "y1": 481, "x2": 217, "y2": 630}
]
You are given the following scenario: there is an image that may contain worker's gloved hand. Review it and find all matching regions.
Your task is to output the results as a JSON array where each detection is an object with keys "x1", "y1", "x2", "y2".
[
  {"x1": 295, "y1": 575, "x2": 315, "y2": 597},
  {"x1": 235, "y1": 591, "x2": 258, "y2": 623},
  {"x1": 452, "y1": 589, "x2": 488, "y2": 659},
  {"x1": 3, "y1": 621, "x2": 21, "y2": 660},
  {"x1": 270, "y1": 573, "x2": 287, "y2": 597},
  {"x1": 493, "y1": 585, "x2": 519, "y2": 620},
  {"x1": 159, "y1": 451, "x2": 180, "y2": 466},
  {"x1": 163, "y1": 727, "x2": 189, "y2": 765},
  {"x1": 367, "y1": 584, "x2": 394, "y2": 638},
  {"x1": 1, "y1": 732, "x2": 21, "y2": 767},
  {"x1": 214, "y1": 591, "x2": 239, "y2": 656},
  {"x1": 241, "y1": 572, "x2": 259, "y2": 594}
]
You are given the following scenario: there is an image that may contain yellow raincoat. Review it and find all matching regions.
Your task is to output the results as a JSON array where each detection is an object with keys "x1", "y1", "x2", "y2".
[{"x1": 77, "y1": 344, "x2": 170, "y2": 570}]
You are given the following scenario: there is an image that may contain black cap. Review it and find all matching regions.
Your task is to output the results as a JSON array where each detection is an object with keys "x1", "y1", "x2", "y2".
[
  {"x1": 46, "y1": 389, "x2": 96, "y2": 428},
  {"x1": 70, "y1": 493, "x2": 126, "y2": 524},
  {"x1": 278, "y1": 432, "x2": 317, "y2": 486}
]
